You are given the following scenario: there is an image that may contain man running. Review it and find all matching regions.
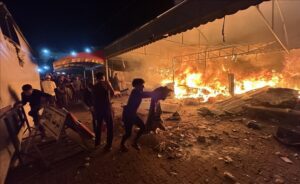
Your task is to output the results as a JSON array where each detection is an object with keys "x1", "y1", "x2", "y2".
[{"x1": 120, "y1": 78, "x2": 152, "y2": 151}]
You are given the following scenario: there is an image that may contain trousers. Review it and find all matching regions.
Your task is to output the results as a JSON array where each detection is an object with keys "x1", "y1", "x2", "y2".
[
  {"x1": 93, "y1": 111, "x2": 114, "y2": 146},
  {"x1": 121, "y1": 114, "x2": 145, "y2": 145}
]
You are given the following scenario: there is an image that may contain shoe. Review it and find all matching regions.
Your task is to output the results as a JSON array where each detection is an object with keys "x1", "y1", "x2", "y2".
[
  {"x1": 132, "y1": 143, "x2": 141, "y2": 151},
  {"x1": 103, "y1": 144, "x2": 112, "y2": 152},
  {"x1": 120, "y1": 144, "x2": 129, "y2": 152}
]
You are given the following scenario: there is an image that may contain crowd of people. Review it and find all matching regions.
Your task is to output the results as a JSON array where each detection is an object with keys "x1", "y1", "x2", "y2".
[
  {"x1": 40, "y1": 73, "x2": 84, "y2": 107},
  {"x1": 19, "y1": 71, "x2": 170, "y2": 152}
]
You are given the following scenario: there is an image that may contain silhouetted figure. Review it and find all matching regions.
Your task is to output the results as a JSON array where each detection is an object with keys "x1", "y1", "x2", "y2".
[
  {"x1": 112, "y1": 73, "x2": 120, "y2": 91},
  {"x1": 92, "y1": 72, "x2": 114, "y2": 150},
  {"x1": 145, "y1": 86, "x2": 172, "y2": 132},
  {"x1": 120, "y1": 78, "x2": 152, "y2": 151},
  {"x1": 72, "y1": 76, "x2": 83, "y2": 103},
  {"x1": 21, "y1": 84, "x2": 51, "y2": 137},
  {"x1": 83, "y1": 83, "x2": 94, "y2": 108}
]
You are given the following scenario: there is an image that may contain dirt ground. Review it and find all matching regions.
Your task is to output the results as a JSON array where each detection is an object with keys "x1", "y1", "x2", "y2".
[{"x1": 6, "y1": 96, "x2": 300, "y2": 184}]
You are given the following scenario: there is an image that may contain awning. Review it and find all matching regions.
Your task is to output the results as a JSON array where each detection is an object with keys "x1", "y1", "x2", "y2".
[
  {"x1": 103, "y1": 0, "x2": 268, "y2": 58},
  {"x1": 53, "y1": 50, "x2": 105, "y2": 71}
]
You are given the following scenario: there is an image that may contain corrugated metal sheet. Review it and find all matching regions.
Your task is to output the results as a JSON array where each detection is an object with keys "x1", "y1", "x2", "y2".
[{"x1": 104, "y1": 0, "x2": 268, "y2": 58}]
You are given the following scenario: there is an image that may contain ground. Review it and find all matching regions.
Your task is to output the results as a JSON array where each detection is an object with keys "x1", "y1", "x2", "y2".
[{"x1": 6, "y1": 97, "x2": 300, "y2": 184}]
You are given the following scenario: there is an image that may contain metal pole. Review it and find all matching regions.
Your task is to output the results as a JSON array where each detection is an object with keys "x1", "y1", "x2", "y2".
[
  {"x1": 83, "y1": 70, "x2": 87, "y2": 86},
  {"x1": 105, "y1": 59, "x2": 109, "y2": 82},
  {"x1": 91, "y1": 70, "x2": 95, "y2": 85},
  {"x1": 172, "y1": 58, "x2": 175, "y2": 85},
  {"x1": 275, "y1": 0, "x2": 289, "y2": 47},
  {"x1": 271, "y1": 0, "x2": 275, "y2": 29},
  {"x1": 256, "y1": 6, "x2": 289, "y2": 54}
]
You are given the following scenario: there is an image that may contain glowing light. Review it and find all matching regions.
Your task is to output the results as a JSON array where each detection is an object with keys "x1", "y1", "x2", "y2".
[
  {"x1": 71, "y1": 51, "x2": 77, "y2": 56},
  {"x1": 62, "y1": 72, "x2": 66, "y2": 75},
  {"x1": 37, "y1": 67, "x2": 43, "y2": 73},
  {"x1": 84, "y1": 48, "x2": 91, "y2": 53},
  {"x1": 43, "y1": 65, "x2": 50, "y2": 70},
  {"x1": 42, "y1": 49, "x2": 50, "y2": 54}
]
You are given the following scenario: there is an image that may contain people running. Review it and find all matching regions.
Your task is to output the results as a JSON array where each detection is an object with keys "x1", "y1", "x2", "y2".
[
  {"x1": 91, "y1": 72, "x2": 115, "y2": 150},
  {"x1": 120, "y1": 78, "x2": 152, "y2": 152},
  {"x1": 20, "y1": 84, "x2": 51, "y2": 138},
  {"x1": 41, "y1": 74, "x2": 57, "y2": 104}
]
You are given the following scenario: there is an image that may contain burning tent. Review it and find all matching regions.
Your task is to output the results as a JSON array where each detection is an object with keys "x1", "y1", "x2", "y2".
[{"x1": 103, "y1": 0, "x2": 300, "y2": 102}]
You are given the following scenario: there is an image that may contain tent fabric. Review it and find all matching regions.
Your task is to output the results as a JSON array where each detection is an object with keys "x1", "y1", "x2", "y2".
[
  {"x1": 53, "y1": 51, "x2": 105, "y2": 71},
  {"x1": 103, "y1": 0, "x2": 268, "y2": 58}
]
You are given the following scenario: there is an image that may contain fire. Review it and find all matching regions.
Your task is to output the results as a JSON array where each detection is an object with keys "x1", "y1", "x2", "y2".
[
  {"x1": 235, "y1": 75, "x2": 281, "y2": 94},
  {"x1": 160, "y1": 50, "x2": 300, "y2": 102},
  {"x1": 161, "y1": 69, "x2": 283, "y2": 102}
]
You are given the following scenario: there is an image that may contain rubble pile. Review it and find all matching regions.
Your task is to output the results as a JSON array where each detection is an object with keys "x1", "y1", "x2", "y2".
[{"x1": 198, "y1": 87, "x2": 299, "y2": 117}]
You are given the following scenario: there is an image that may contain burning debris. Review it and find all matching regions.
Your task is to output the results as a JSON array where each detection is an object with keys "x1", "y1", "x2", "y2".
[{"x1": 197, "y1": 87, "x2": 299, "y2": 117}]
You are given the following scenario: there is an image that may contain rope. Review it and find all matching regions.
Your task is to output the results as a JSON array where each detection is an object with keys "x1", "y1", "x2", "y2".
[{"x1": 222, "y1": 16, "x2": 226, "y2": 43}]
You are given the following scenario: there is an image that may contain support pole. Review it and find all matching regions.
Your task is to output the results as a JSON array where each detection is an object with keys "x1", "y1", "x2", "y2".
[
  {"x1": 91, "y1": 70, "x2": 95, "y2": 85},
  {"x1": 275, "y1": 0, "x2": 289, "y2": 47},
  {"x1": 105, "y1": 59, "x2": 109, "y2": 82},
  {"x1": 256, "y1": 6, "x2": 289, "y2": 54},
  {"x1": 83, "y1": 70, "x2": 87, "y2": 87},
  {"x1": 228, "y1": 73, "x2": 235, "y2": 96},
  {"x1": 271, "y1": 0, "x2": 275, "y2": 29}
]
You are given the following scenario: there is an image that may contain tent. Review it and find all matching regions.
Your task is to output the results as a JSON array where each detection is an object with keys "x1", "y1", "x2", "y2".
[
  {"x1": 53, "y1": 50, "x2": 105, "y2": 84},
  {"x1": 103, "y1": 0, "x2": 300, "y2": 88},
  {"x1": 53, "y1": 50, "x2": 105, "y2": 71}
]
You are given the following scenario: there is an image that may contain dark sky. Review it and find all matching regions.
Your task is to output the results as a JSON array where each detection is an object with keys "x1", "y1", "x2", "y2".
[{"x1": 2, "y1": 0, "x2": 175, "y2": 52}]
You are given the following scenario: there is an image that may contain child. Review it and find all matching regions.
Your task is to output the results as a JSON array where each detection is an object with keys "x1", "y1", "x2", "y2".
[{"x1": 120, "y1": 78, "x2": 152, "y2": 151}]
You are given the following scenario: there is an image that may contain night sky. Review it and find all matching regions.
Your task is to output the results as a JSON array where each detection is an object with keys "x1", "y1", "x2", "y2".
[{"x1": 2, "y1": 0, "x2": 175, "y2": 52}]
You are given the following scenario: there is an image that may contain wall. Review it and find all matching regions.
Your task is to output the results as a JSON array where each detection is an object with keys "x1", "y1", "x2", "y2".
[{"x1": 0, "y1": 28, "x2": 40, "y2": 183}]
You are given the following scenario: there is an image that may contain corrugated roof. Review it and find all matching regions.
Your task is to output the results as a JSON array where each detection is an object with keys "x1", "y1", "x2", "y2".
[{"x1": 103, "y1": 0, "x2": 268, "y2": 58}]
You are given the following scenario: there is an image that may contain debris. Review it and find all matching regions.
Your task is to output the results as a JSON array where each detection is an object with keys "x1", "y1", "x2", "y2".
[
  {"x1": 205, "y1": 128, "x2": 212, "y2": 132},
  {"x1": 294, "y1": 153, "x2": 299, "y2": 158},
  {"x1": 280, "y1": 156, "x2": 293, "y2": 164},
  {"x1": 246, "y1": 120, "x2": 261, "y2": 130},
  {"x1": 223, "y1": 171, "x2": 237, "y2": 182},
  {"x1": 84, "y1": 162, "x2": 90, "y2": 167},
  {"x1": 224, "y1": 156, "x2": 233, "y2": 164},
  {"x1": 184, "y1": 98, "x2": 201, "y2": 106},
  {"x1": 274, "y1": 127, "x2": 300, "y2": 146},
  {"x1": 274, "y1": 175, "x2": 285, "y2": 184},
  {"x1": 197, "y1": 87, "x2": 299, "y2": 117},
  {"x1": 157, "y1": 154, "x2": 163, "y2": 158},
  {"x1": 274, "y1": 178, "x2": 285, "y2": 184},
  {"x1": 197, "y1": 136, "x2": 206, "y2": 143},
  {"x1": 170, "y1": 171, "x2": 178, "y2": 176},
  {"x1": 208, "y1": 134, "x2": 220, "y2": 141},
  {"x1": 166, "y1": 111, "x2": 181, "y2": 121},
  {"x1": 85, "y1": 157, "x2": 90, "y2": 161}
]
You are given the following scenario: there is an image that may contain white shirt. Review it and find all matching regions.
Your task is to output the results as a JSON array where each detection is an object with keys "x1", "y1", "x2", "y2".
[{"x1": 41, "y1": 80, "x2": 57, "y2": 96}]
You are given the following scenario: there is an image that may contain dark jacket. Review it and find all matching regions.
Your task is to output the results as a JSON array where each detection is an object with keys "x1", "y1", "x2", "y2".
[
  {"x1": 92, "y1": 81, "x2": 114, "y2": 114},
  {"x1": 21, "y1": 89, "x2": 51, "y2": 111}
]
